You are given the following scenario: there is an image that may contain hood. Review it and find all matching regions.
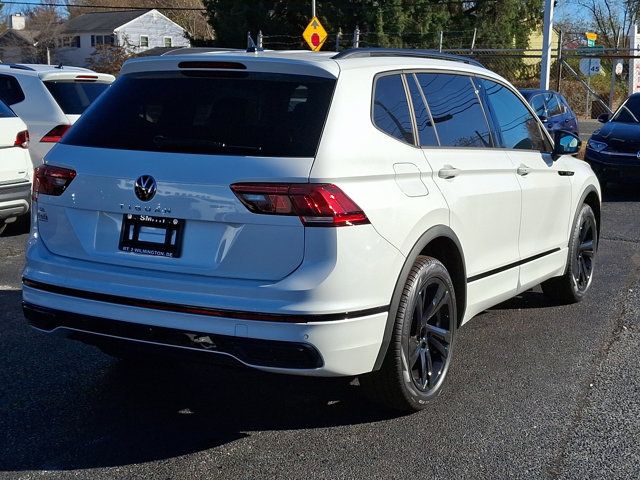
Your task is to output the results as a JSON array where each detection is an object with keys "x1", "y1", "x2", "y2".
[{"x1": 592, "y1": 121, "x2": 640, "y2": 153}]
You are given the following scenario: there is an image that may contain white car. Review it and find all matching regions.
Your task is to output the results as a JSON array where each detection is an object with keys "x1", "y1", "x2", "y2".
[
  {"x1": 0, "y1": 64, "x2": 114, "y2": 167},
  {"x1": 0, "y1": 99, "x2": 32, "y2": 235},
  {"x1": 22, "y1": 49, "x2": 600, "y2": 411}
]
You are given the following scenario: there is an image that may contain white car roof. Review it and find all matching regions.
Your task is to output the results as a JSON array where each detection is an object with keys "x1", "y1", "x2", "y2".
[
  {"x1": 0, "y1": 64, "x2": 115, "y2": 83},
  {"x1": 121, "y1": 49, "x2": 504, "y2": 83}
]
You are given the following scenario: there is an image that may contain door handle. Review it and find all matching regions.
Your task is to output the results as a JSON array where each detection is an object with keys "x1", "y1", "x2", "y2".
[
  {"x1": 438, "y1": 165, "x2": 460, "y2": 179},
  {"x1": 517, "y1": 164, "x2": 531, "y2": 176}
]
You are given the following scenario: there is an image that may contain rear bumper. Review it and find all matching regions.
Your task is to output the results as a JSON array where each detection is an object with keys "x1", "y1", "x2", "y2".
[
  {"x1": 22, "y1": 279, "x2": 389, "y2": 377},
  {"x1": 0, "y1": 180, "x2": 30, "y2": 221}
]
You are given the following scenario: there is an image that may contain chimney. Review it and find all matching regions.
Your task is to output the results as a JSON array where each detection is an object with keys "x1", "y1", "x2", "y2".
[{"x1": 10, "y1": 14, "x2": 26, "y2": 31}]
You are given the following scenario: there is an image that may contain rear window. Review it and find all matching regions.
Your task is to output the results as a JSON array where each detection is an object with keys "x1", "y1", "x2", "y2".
[
  {"x1": 0, "y1": 99, "x2": 16, "y2": 118},
  {"x1": 44, "y1": 81, "x2": 110, "y2": 115},
  {"x1": 62, "y1": 71, "x2": 337, "y2": 157}
]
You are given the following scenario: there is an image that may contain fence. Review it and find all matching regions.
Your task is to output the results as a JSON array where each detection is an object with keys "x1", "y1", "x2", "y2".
[{"x1": 258, "y1": 30, "x2": 640, "y2": 120}]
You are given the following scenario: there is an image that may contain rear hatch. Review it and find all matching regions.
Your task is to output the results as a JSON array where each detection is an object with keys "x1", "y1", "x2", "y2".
[
  {"x1": 38, "y1": 62, "x2": 336, "y2": 281},
  {"x1": 40, "y1": 71, "x2": 114, "y2": 125},
  {"x1": 0, "y1": 105, "x2": 30, "y2": 184}
]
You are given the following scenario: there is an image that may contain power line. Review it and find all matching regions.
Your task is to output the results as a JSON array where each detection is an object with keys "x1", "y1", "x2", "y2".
[{"x1": 0, "y1": 1, "x2": 208, "y2": 11}]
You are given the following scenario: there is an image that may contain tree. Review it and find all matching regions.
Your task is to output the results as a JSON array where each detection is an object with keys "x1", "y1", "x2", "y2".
[
  {"x1": 26, "y1": 4, "x2": 64, "y2": 63},
  {"x1": 86, "y1": 43, "x2": 129, "y2": 74},
  {"x1": 565, "y1": 0, "x2": 639, "y2": 48},
  {"x1": 203, "y1": 0, "x2": 546, "y2": 49}
]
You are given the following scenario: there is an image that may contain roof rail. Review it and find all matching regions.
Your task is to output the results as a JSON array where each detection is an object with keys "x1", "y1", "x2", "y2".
[
  {"x1": 4, "y1": 64, "x2": 36, "y2": 71},
  {"x1": 332, "y1": 48, "x2": 483, "y2": 67}
]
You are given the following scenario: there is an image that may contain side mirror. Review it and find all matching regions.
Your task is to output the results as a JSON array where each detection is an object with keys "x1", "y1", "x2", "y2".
[
  {"x1": 552, "y1": 130, "x2": 581, "y2": 159},
  {"x1": 597, "y1": 113, "x2": 610, "y2": 123}
]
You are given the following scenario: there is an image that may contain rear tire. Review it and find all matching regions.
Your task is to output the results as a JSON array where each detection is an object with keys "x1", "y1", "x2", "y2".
[
  {"x1": 542, "y1": 203, "x2": 597, "y2": 303},
  {"x1": 361, "y1": 256, "x2": 456, "y2": 412}
]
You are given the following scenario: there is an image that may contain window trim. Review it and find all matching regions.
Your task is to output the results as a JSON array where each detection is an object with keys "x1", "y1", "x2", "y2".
[
  {"x1": 163, "y1": 36, "x2": 172, "y2": 47},
  {"x1": 140, "y1": 35, "x2": 149, "y2": 48},
  {"x1": 370, "y1": 70, "x2": 418, "y2": 148}
]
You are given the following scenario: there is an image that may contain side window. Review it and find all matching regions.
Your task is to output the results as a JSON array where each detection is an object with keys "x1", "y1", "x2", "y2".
[
  {"x1": 546, "y1": 94, "x2": 564, "y2": 117},
  {"x1": 0, "y1": 75, "x2": 25, "y2": 106},
  {"x1": 530, "y1": 95, "x2": 547, "y2": 117},
  {"x1": 480, "y1": 79, "x2": 549, "y2": 152},
  {"x1": 0, "y1": 99, "x2": 16, "y2": 118},
  {"x1": 372, "y1": 74, "x2": 414, "y2": 144},
  {"x1": 416, "y1": 73, "x2": 492, "y2": 148},
  {"x1": 407, "y1": 74, "x2": 438, "y2": 147}
]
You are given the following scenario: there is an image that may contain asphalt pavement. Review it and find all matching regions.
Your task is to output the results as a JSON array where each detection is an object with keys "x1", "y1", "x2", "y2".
[{"x1": 1, "y1": 186, "x2": 639, "y2": 480}]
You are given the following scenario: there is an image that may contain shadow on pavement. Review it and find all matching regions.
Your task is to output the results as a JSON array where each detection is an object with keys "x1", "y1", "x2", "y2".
[{"x1": 0, "y1": 289, "x2": 400, "y2": 472}]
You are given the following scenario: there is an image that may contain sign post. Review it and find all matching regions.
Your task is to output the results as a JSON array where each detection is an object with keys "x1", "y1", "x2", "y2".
[
  {"x1": 303, "y1": 16, "x2": 328, "y2": 52},
  {"x1": 539, "y1": 0, "x2": 555, "y2": 90},
  {"x1": 629, "y1": 25, "x2": 640, "y2": 95}
]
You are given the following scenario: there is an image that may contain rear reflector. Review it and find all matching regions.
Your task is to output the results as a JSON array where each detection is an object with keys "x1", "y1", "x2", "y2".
[
  {"x1": 14, "y1": 130, "x2": 29, "y2": 149},
  {"x1": 41, "y1": 124, "x2": 71, "y2": 143},
  {"x1": 231, "y1": 183, "x2": 369, "y2": 227},
  {"x1": 33, "y1": 165, "x2": 76, "y2": 200}
]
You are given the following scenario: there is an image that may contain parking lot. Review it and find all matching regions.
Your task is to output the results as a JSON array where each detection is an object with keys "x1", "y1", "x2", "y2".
[{"x1": 0, "y1": 185, "x2": 637, "y2": 480}]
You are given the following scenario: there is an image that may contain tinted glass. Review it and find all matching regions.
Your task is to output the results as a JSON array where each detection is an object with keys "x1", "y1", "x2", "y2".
[
  {"x1": 0, "y1": 99, "x2": 16, "y2": 118},
  {"x1": 63, "y1": 71, "x2": 336, "y2": 157},
  {"x1": 546, "y1": 94, "x2": 564, "y2": 116},
  {"x1": 416, "y1": 73, "x2": 492, "y2": 148},
  {"x1": 481, "y1": 79, "x2": 548, "y2": 151},
  {"x1": 407, "y1": 74, "x2": 438, "y2": 147},
  {"x1": 44, "y1": 81, "x2": 110, "y2": 115},
  {"x1": 373, "y1": 74, "x2": 414, "y2": 144},
  {"x1": 0, "y1": 74, "x2": 26, "y2": 105},
  {"x1": 530, "y1": 95, "x2": 546, "y2": 116},
  {"x1": 612, "y1": 95, "x2": 640, "y2": 123}
]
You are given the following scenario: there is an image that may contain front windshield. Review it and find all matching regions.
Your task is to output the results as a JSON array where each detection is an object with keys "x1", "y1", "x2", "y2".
[{"x1": 611, "y1": 96, "x2": 640, "y2": 123}]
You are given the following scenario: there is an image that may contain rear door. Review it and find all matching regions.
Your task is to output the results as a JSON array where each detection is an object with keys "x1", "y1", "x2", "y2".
[
  {"x1": 37, "y1": 67, "x2": 336, "y2": 281},
  {"x1": 478, "y1": 79, "x2": 572, "y2": 289},
  {"x1": 414, "y1": 72, "x2": 522, "y2": 302}
]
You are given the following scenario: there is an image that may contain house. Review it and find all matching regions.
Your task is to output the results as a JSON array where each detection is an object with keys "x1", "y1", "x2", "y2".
[
  {"x1": 56, "y1": 9, "x2": 190, "y2": 67},
  {"x1": 0, "y1": 14, "x2": 39, "y2": 63}
]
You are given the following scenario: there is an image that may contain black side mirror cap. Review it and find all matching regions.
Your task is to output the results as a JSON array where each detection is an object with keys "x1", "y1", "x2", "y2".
[
  {"x1": 538, "y1": 115, "x2": 548, "y2": 123},
  {"x1": 552, "y1": 130, "x2": 581, "y2": 160},
  {"x1": 597, "y1": 113, "x2": 611, "y2": 123}
]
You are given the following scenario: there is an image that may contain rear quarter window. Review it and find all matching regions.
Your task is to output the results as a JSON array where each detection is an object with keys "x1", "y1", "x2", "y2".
[
  {"x1": 0, "y1": 74, "x2": 26, "y2": 106},
  {"x1": 62, "y1": 71, "x2": 336, "y2": 157},
  {"x1": 44, "y1": 81, "x2": 110, "y2": 115}
]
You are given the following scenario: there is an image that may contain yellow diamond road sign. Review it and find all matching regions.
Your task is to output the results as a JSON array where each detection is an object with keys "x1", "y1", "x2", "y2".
[{"x1": 303, "y1": 16, "x2": 327, "y2": 52}]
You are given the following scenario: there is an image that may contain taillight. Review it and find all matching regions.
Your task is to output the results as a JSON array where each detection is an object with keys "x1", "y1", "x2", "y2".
[
  {"x1": 41, "y1": 124, "x2": 71, "y2": 143},
  {"x1": 33, "y1": 165, "x2": 76, "y2": 200},
  {"x1": 231, "y1": 183, "x2": 369, "y2": 227},
  {"x1": 14, "y1": 130, "x2": 29, "y2": 148}
]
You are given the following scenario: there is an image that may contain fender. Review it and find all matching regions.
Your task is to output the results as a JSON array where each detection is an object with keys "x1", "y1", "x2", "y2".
[
  {"x1": 571, "y1": 185, "x2": 601, "y2": 245},
  {"x1": 372, "y1": 225, "x2": 466, "y2": 371}
]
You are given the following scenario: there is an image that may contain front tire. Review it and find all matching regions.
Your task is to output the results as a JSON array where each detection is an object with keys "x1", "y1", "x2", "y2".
[
  {"x1": 361, "y1": 256, "x2": 456, "y2": 412},
  {"x1": 542, "y1": 203, "x2": 597, "y2": 303}
]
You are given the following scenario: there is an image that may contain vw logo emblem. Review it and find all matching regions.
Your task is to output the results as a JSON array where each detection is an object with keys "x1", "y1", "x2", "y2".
[
  {"x1": 637, "y1": 151, "x2": 640, "y2": 160},
  {"x1": 134, "y1": 175, "x2": 157, "y2": 202}
]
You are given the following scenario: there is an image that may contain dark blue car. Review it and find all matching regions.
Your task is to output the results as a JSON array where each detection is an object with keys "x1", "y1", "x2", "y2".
[{"x1": 519, "y1": 89, "x2": 579, "y2": 136}]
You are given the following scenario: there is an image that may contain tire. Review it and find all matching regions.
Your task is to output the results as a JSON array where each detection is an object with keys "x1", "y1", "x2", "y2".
[
  {"x1": 542, "y1": 203, "x2": 597, "y2": 304},
  {"x1": 361, "y1": 256, "x2": 456, "y2": 412}
]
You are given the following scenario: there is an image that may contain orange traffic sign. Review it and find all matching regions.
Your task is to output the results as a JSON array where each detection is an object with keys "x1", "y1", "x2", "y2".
[{"x1": 303, "y1": 16, "x2": 327, "y2": 51}]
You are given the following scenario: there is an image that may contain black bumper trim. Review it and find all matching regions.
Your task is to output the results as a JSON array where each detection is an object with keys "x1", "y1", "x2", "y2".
[
  {"x1": 23, "y1": 303, "x2": 324, "y2": 370},
  {"x1": 22, "y1": 278, "x2": 388, "y2": 323}
]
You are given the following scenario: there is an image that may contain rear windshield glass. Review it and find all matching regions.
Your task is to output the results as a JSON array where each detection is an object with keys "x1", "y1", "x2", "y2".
[
  {"x1": 62, "y1": 71, "x2": 336, "y2": 157},
  {"x1": 0, "y1": 99, "x2": 16, "y2": 118},
  {"x1": 44, "y1": 81, "x2": 110, "y2": 115}
]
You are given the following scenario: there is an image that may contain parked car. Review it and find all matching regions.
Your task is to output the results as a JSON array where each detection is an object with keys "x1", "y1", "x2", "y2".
[
  {"x1": 0, "y1": 64, "x2": 114, "y2": 167},
  {"x1": 23, "y1": 49, "x2": 600, "y2": 412},
  {"x1": 0, "y1": 99, "x2": 32, "y2": 235},
  {"x1": 585, "y1": 93, "x2": 640, "y2": 186},
  {"x1": 519, "y1": 89, "x2": 579, "y2": 136}
]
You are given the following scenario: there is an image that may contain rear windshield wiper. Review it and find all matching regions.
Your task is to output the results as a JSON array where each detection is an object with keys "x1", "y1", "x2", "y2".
[{"x1": 153, "y1": 135, "x2": 263, "y2": 154}]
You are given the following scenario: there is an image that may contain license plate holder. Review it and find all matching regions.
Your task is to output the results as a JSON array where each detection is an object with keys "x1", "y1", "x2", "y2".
[{"x1": 118, "y1": 214, "x2": 185, "y2": 258}]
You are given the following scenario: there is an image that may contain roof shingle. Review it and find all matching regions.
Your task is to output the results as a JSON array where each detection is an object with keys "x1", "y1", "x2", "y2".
[{"x1": 62, "y1": 9, "x2": 149, "y2": 34}]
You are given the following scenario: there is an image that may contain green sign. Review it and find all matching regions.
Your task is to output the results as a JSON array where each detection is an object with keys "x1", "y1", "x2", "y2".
[{"x1": 577, "y1": 45, "x2": 605, "y2": 56}]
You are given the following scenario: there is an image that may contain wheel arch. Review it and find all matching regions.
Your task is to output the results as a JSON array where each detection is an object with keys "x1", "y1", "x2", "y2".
[
  {"x1": 372, "y1": 225, "x2": 466, "y2": 371},
  {"x1": 582, "y1": 189, "x2": 601, "y2": 242}
]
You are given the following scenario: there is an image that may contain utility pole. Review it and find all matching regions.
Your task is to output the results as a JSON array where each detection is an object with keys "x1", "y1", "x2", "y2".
[{"x1": 540, "y1": 0, "x2": 555, "y2": 90}]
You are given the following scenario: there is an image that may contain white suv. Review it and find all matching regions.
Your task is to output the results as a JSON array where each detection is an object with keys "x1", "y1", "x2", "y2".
[
  {"x1": 22, "y1": 49, "x2": 600, "y2": 411},
  {"x1": 0, "y1": 99, "x2": 32, "y2": 234},
  {"x1": 0, "y1": 64, "x2": 114, "y2": 166}
]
